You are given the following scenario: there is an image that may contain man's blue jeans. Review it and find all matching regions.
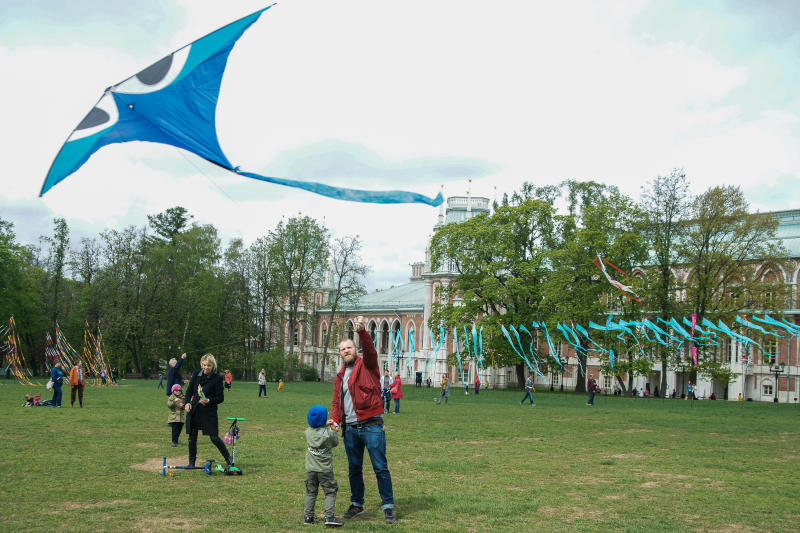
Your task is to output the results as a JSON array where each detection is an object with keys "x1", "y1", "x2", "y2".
[
  {"x1": 520, "y1": 390, "x2": 534, "y2": 405},
  {"x1": 343, "y1": 424, "x2": 394, "y2": 510},
  {"x1": 52, "y1": 384, "x2": 63, "y2": 407}
]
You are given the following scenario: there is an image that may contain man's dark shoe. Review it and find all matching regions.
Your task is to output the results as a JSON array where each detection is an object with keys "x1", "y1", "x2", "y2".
[
  {"x1": 304, "y1": 515, "x2": 314, "y2": 524},
  {"x1": 384, "y1": 508, "x2": 397, "y2": 524},
  {"x1": 324, "y1": 516, "x2": 344, "y2": 527},
  {"x1": 343, "y1": 505, "x2": 364, "y2": 519}
]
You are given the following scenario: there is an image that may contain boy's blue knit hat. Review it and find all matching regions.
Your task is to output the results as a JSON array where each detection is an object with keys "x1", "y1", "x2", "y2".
[{"x1": 307, "y1": 404, "x2": 327, "y2": 427}]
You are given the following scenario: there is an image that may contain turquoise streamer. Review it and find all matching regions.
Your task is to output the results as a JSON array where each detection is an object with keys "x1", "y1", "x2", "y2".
[
  {"x1": 426, "y1": 327, "x2": 444, "y2": 375},
  {"x1": 541, "y1": 322, "x2": 563, "y2": 368},
  {"x1": 735, "y1": 315, "x2": 782, "y2": 337},
  {"x1": 407, "y1": 326, "x2": 415, "y2": 374},
  {"x1": 453, "y1": 327, "x2": 464, "y2": 384}
]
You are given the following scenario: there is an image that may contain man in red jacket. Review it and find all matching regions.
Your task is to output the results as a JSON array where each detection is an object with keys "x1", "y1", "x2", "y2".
[{"x1": 330, "y1": 316, "x2": 396, "y2": 524}]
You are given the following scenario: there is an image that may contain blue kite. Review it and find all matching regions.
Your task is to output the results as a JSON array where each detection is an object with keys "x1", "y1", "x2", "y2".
[{"x1": 40, "y1": 6, "x2": 443, "y2": 207}]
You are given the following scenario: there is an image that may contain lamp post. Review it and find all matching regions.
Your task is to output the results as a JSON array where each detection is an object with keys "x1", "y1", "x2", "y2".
[{"x1": 770, "y1": 362, "x2": 785, "y2": 403}]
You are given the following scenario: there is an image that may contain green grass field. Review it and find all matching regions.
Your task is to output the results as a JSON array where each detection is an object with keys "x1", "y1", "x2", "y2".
[{"x1": 1, "y1": 379, "x2": 798, "y2": 532}]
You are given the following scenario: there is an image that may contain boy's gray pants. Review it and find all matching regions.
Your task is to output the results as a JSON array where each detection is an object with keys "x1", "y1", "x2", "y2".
[{"x1": 305, "y1": 470, "x2": 338, "y2": 517}]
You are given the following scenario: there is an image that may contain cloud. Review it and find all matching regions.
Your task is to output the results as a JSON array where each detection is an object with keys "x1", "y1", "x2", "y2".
[{"x1": 259, "y1": 139, "x2": 498, "y2": 188}]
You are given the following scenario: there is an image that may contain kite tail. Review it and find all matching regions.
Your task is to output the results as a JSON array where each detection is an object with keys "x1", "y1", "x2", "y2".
[{"x1": 236, "y1": 170, "x2": 444, "y2": 206}]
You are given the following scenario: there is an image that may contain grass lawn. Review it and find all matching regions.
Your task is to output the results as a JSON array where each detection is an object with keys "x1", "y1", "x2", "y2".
[{"x1": 1, "y1": 379, "x2": 798, "y2": 532}]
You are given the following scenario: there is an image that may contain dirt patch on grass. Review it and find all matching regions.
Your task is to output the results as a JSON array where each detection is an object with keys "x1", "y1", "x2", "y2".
[
  {"x1": 130, "y1": 456, "x2": 186, "y2": 472},
  {"x1": 138, "y1": 517, "x2": 198, "y2": 532},
  {"x1": 708, "y1": 525, "x2": 762, "y2": 533},
  {"x1": 610, "y1": 453, "x2": 645, "y2": 459},
  {"x1": 60, "y1": 499, "x2": 135, "y2": 510},
  {"x1": 538, "y1": 505, "x2": 606, "y2": 521},
  {"x1": 135, "y1": 442, "x2": 159, "y2": 448},
  {"x1": 622, "y1": 428, "x2": 652, "y2": 433}
]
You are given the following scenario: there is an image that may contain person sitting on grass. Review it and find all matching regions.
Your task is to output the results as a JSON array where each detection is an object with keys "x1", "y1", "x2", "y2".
[{"x1": 303, "y1": 404, "x2": 342, "y2": 527}]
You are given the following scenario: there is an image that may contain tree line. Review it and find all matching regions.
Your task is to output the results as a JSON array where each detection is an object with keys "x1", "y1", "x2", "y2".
[
  {"x1": 429, "y1": 173, "x2": 788, "y2": 394},
  {"x1": 1, "y1": 207, "x2": 367, "y2": 381}
]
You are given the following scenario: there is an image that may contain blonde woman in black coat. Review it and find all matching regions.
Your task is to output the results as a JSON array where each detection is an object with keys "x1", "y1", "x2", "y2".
[{"x1": 184, "y1": 353, "x2": 232, "y2": 467}]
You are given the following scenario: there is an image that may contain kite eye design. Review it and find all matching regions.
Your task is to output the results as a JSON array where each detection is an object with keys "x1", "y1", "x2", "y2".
[
  {"x1": 69, "y1": 92, "x2": 119, "y2": 141},
  {"x1": 114, "y1": 46, "x2": 190, "y2": 94}
]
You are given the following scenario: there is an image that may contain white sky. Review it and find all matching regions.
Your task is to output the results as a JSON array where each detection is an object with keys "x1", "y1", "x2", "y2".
[{"x1": 1, "y1": 0, "x2": 799, "y2": 290}]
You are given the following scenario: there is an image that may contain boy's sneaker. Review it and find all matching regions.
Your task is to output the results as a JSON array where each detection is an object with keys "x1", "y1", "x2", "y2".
[
  {"x1": 343, "y1": 505, "x2": 364, "y2": 518},
  {"x1": 304, "y1": 515, "x2": 314, "y2": 524},
  {"x1": 384, "y1": 508, "x2": 397, "y2": 524},
  {"x1": 324, "y1": 516, "x2": 344, "y2": 527}
]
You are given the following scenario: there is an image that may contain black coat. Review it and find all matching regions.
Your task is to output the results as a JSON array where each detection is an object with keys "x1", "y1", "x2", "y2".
[
  {"x1": 166, "y1": 358, "x2": 185, "y2": 396},
  {"x1": 185, "y1": 370, "x2": 224, "y2": 435}
]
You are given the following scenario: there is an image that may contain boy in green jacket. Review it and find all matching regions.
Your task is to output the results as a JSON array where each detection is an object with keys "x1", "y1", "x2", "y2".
[{"x1": 304, "y1": 404, "x2": 342, "y2": 527}]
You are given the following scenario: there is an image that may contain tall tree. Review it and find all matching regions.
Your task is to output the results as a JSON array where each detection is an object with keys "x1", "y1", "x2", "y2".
[
  {"x1": 543, "y1": 181, "x2": 649, "y2": 394},
  {"x1": 639, "y1": 169, "x2": 691, "y2": 394},
  {"x1": 269, "y1": 216, "x2": 329, "y2": 380},
  {"x1": 0, "y1": 218, "x2": 48, "y2": 372},
  {"x1": 146, "y1": 206, "x2": 192, "y2": 244},
  {"x1": 249, "y1": 236, "x2": 281, "y2": 352},
  {"x1": 429, "y1": 190, "x2": 557, "y2": 387},
  {"x1": 41, "y1": 218, "x2": 70, "y2": 327},
  {"x1": 320, "y1": 235, "x2": 369, "y2": 380},
  {"x1": 220, "y1": 238, "x2": 255, "y2": 378},
  {"x1": 681, "y1": 185, "x2": 789, "y2": 378}
]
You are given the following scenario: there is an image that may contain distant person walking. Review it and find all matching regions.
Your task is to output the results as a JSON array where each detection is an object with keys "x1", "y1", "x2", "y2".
[
  {"x1": 520, "y1": 375, "x2": 535, "y2": 406},
  {"x1": 224, "y1": 369, "x2": 232, "y2": 390},
  {"x1": 157, "y1": 373, "x2": 164, "y2": 389},
  {"x1": 69, "y1": 361, "x2": 86, "y2": 408},
  {"x1": 382, "y1": 370, "x2": 392, "y2": 414},
  {"x1": 436, "y1": 375, "x2": 450, "y2": 405},
  {"x1": 474, "y1": 376, "x2": 480, "y2": 395},
  {"x1": 166, "y1": 353, "x2": 186, "y2": 397},
  {"x1": 390, "y1": 372, "x2": 403, "y2": 414},
  {"x1": 258, "y1": 368, "x2": 267, "y2": 397},
  {"x1": 587, "y1": 376, "x2": 597, "y2": 406}
]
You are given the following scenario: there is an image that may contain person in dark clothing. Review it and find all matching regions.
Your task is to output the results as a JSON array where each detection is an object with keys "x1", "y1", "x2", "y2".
[
  {"x1": 183, "y1": 353, "x2": 232, "y2": 468},
  {"x1": 50, "y1": 363, "x2": 65, "y2": 407},
  {"x1": 166, "y1": 353, "x2": 187, "y2": 397},
  {"x1": 587, "y1": 377, "x2": 596, "y2": 406}
]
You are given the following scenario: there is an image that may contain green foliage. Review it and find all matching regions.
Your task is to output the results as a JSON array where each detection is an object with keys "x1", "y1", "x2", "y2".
[
  {"x1": 296, "y1": 363, "x2": 319, "y2": 381},
  {"x1": 268, "y1": 216, "x2": 330, "y2": 380},
  {"x1": 254, "y1": 348, "x2": 288, "y2": 381}
]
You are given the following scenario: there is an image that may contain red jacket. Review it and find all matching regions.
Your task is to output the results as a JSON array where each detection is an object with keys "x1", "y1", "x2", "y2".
[
  {"x1": 331, "y1": 329, "x2": 384, "y2": 424},
  {"x1": 390, "y1": 376, "x2": 403, "y2": 399}
]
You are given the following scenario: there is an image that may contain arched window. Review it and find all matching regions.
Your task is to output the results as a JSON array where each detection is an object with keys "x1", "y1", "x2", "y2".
[
  {"x1": 329, "y1": 322, "x2": 340, "y2": 351},
  {"x1": 381, "y1": 322, "x2": 390, "y2": 354},
  {"x1": 320, "y1": 324, "x2": 327, "y2": 347},
  {"x1": 368, "y1": 320, "x2": 378, "y2": 345}
]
